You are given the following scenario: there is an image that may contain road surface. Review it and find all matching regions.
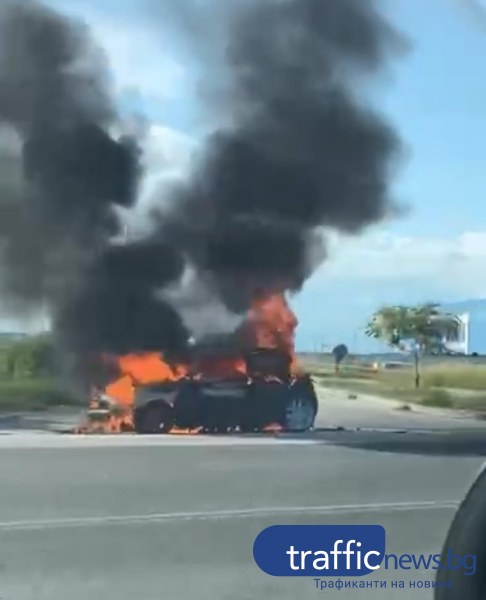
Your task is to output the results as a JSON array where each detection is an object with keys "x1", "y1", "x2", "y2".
[
  {"x1": 319, "y1": 386, "x2": 486, "y2": 431},
  {"x1": 1, "y1": 389, "x2": 486, "y2": 599}
]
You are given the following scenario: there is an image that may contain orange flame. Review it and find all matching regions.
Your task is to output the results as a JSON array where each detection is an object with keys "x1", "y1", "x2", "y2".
[
  {"x1": 118, "y1": 353, "x2": 187, "y2": 384},
  {"x1": 262, "y1": 423, "x2": 284, "y2": 433},
  {"x1": 190, "y1": 356, "x2": 247, "y2": 379},
  {"x1": 78, "y1": 353, "x2": 187, "y2": 434},
  {"x1": 249, "y1": 294, "x2": 297, "y2": 351},
  {"x1": 108, "y1": 352, "x2": 187, "y2": 404},
  {"x1": 105, "y1": 375, "x2": 134, "y2": 406},
  {"x1": 79, "y1": 293, "x2": 300, "y2": 434},
  {"x1": 249, "y1": 294, "x2": 300, "y2": 374}
]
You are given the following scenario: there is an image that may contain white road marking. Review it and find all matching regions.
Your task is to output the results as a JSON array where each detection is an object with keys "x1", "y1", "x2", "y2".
[
  {"x1": 0, "y1": 501, "x2": 459, "y2": 532},
  {"x1": 0, "y1": 431, "x2": 319, "y2": 449}
]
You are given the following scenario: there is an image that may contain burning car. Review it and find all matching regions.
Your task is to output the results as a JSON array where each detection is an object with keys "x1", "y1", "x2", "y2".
[
  {"x1": 132, "y1": 348, "x2": 318, "y2": 434},
  {"x1": 79, "y1": 294, "x2": 319, "y2": 435},
  {"x1": 84, "y1": 347, "x2": 318, "y2": 434}
]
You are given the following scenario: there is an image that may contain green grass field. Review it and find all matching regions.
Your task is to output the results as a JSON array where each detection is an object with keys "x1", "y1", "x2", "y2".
[{"x1": 302, "y1": 358, "x2": 486, "y2": 412}]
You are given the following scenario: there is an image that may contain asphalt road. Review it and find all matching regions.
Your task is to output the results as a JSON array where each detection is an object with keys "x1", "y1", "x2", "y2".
[
  {"x1": 318, "y1": 386, "x2": 486, "y2": 431},
  {"x1": 0, "y1": 433, "x2": 484, "y2": 600},
  {"x1": 2, "y1": 389, "x2": 486, "y2": 599}
]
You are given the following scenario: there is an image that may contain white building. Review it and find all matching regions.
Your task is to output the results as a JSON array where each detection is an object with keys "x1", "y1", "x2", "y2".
[{"x1": 440, "y1": 300, "x2": 486, "y2": 355}]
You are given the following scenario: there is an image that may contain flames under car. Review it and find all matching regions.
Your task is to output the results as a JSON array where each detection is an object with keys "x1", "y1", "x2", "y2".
[{"x1": 127, "y1": 348, "x2": 318, "y2": 434}]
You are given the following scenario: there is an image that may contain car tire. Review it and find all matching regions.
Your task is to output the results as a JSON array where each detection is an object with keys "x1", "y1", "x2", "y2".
[
  {"x1": 284, "y1": 383, "x2": 317, "y2": 432},
  {"x1": 435, "y1": 466, "x2": 486, "y2": 599},
  {"x1": 134, "y1": 401, "x2": 175, "y2": 434}
]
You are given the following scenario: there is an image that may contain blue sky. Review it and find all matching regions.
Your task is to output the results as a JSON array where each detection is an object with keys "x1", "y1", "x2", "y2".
[
  {"x1": 381, "y1": 0, "x2": 486, "y2": 237},
  {"x1": 3, "y1": 0, "x2": 486, "y2": 353}
]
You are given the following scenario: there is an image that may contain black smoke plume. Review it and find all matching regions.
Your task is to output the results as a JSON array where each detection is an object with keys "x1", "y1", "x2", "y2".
[
  {"x1": 56, "y1": 240, "x2": 188, "y2": 357},
  {"x1": 0, "y1": 0, "x2": 137, "y2": 303},
  {"x1": 0, "y1": 0, "x2": 405, "y2": 383},
  {"x1": 0, "y1": 0, "x2": 188, "y2": 378},
  {"x1": 153, "y1": 0, "x2": 404, "y2": 311}
]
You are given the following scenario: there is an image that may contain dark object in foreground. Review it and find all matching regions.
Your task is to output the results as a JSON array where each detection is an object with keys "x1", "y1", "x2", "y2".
[
  {"x1": 133, "y1": 348, "x2": 318, "y2": 434},
  {"x1": 435, "y1": 464, "x2": 486, "y2": 599}
]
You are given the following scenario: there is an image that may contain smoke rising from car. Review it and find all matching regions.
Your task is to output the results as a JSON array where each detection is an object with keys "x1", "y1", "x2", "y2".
[
  {"x1": 150, "y1": 0, "x2": 405, "y2": 311},
  {"x1": 0, "y1": 0, "x2": 405, "y2": 382},
  {"x1": 0, "y1": 0, "x2": 188, "y2": 373}
]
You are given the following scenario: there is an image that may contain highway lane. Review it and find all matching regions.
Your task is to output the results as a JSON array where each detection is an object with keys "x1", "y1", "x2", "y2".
[{"x1": 0, "y1": 436, "x2": 484, "y2": 599}]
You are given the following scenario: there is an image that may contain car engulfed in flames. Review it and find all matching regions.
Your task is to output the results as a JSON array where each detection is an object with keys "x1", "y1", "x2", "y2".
[
  {"x1": 133, "y1": 349, "x2": 317, "y2": 434},
  {"x1": 77, "y1": 294, "x2": 319, "y2": 435}
]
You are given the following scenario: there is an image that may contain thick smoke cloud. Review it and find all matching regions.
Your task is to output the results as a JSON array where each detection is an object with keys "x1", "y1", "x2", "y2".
[
  {"x1": 0, "y1": 0, "x2": 404, "y2": 381},
  {"x1": 0, "y1": 0, "x2": 136, "y2": 303},
  {"x1": 0, "y1": 0, "x2": 187, "y2": 370},
  {"x1": 153, "y1": 0, "x2": 404, "y2": 310},
  {"x1": 56, "y1": 240, "x2": 188, "y2": 357}
]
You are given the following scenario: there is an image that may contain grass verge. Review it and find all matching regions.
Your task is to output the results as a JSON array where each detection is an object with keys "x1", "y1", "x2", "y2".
[
  {"x1": 0, "y1": 379, "x2": 83, "y2": 412},
  {"x1": 308, "y1": 363, "x2": 486, "y2": 390},
  {"x1": 305, "y1": 358, "x2": 486, "y2": 413},
  {"x1": 313, "y1": 374, "x2": 486, "y2": 413}
]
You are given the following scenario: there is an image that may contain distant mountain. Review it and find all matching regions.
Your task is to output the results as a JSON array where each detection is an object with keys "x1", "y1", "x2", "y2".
[{"x1": 441, "y1": 298, "x2": 486, "y2": 314}]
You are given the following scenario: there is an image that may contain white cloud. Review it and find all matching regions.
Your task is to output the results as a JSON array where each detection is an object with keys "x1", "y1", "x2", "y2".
[
  {"x1": 124, "y1": 123, "x2": 197, "y2": 237},
  {"x1": 47, "y1": 1, "x2": 185, "y2": 101},
  {"x1": 89, "y1": 20, "x2": 185, "y2": 101},
  {"x1": 142, "y1": 124, "x2": 196, "y2": 178},
  {"x1": 308, "y1": 229, "x2": 486, "y2": 301},
  {"x1": 291, "y1": 229, "x2": 486, "y2": 350}
]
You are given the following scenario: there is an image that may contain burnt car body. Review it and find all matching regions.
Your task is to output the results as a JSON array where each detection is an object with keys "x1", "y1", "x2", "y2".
[{"x1": 132, "y1": 348, "x2": 319, "y2": 434}]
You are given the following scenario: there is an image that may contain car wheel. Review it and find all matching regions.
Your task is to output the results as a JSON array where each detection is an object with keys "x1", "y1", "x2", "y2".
[
  {"x1": 284, "y1": 390, "x2": 316, "y2": 432},
  {"x1": 134, "y1": 401, "x2": 175, "y2": 434}
]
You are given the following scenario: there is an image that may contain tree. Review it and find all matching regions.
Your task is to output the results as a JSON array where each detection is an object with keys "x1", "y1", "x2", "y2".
[{"x1": 365, "y1": 303, "x2": 460, "y2": 388}]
